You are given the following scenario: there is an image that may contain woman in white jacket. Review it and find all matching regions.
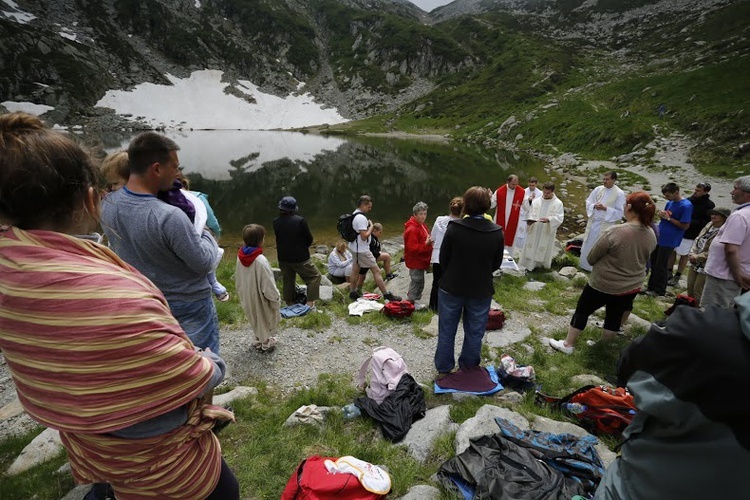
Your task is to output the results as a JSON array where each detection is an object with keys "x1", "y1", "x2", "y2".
[
  {"x1": 429, "y1": 197, "x2": 464, "y2": 311},
  {"x1": 328, "y1": 241, "x2": 353, "y2": 284}
]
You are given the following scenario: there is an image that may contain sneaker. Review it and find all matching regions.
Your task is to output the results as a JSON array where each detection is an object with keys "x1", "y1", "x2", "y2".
[
  {"x1": 216, "y1": 292, "x2": 230, "y2": 302},
  {"x1": 549, "y1": 338, "x2": 574, "y2": 355},
  {"x1": 349, "y1": 290, "x2": 362, "y2": 300},
  {"x1": 667, "y1": 274, "x2": 681, "y2": 287},
  {"x1": 385, "y1": 273, "x2": 398, "y2": 281},
  {"x1": 384, "y1": 291, "x2": 402, "y2": 302}
]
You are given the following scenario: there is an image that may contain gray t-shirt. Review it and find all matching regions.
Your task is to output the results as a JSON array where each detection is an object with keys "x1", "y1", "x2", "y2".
[{"x1": 101, "y1": 188, "x2": 218, "y2": 302}]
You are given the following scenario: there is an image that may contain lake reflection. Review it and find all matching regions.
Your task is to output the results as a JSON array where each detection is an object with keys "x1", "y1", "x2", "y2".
[{"x1": 108, "y1": 130, "x2": 546, "y2": 248}]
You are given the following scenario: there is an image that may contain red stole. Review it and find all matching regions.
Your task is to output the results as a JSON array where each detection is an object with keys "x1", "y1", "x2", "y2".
[{"x1": 495, "y1": 185, "x2": 525, "y2": 246}]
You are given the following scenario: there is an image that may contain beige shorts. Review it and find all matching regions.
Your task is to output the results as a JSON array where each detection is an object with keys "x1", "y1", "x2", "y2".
[{"x1": 352, "y1": 250, "x2": 378, "y2": 269}]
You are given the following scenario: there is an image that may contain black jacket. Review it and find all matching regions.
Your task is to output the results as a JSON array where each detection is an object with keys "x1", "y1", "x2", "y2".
[
  {"x1": 684, "y1": 194, "x2": 715, "y2": 239},
  {"x1": 439, "y1": 217, "x2": 504, "y2": 298},
  {"x1": 273, "y1": 213, "x2": 313, "y2": 263}
]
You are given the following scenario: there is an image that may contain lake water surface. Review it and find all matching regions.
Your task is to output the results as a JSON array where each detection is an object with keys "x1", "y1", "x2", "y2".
[{"x1": 103, "y1": 130, "x2": 559, "y2": 253}]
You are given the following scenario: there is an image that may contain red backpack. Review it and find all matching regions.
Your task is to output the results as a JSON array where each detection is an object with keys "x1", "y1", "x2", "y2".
[
  {"x1": 281, "y1": 456, "x2": 387, "y2": 500},
  {"x1": 382, "y1": 300, "x2": 415, "y2": 318},
  {"x1": 486, "y1": 309, "x2": 506, "y2": 330},
  {"x1": 537, "y1": 385, "x2": 637, "y2": 436}
]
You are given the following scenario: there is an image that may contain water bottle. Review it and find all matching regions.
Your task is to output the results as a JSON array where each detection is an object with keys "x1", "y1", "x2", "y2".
[
  {"x1": 342, "y1": 403, "x2": 361, "y2": 419},
  {"x1": 564, "y1": 402, "x2": 588, "y2": 414}
]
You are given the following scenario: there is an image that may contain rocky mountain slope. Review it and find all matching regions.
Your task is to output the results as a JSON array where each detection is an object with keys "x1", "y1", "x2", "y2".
[{"x1": 0, "y1": 0, "x2": 747, "y2": 172}]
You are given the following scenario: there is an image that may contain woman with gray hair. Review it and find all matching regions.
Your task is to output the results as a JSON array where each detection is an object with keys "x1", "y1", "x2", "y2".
[{"x1": 403, "y1": 201, "x2": 433, "y2": 306}]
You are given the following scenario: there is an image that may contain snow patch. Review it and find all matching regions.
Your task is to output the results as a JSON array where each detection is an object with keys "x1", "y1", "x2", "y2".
[
  {"x1": 95, "y1": 69, "x2": 348, "y2": 130},
  {"x1": 2, "y1": 0, "x2": 35, "y2": 23},
  {"x1": 59, "y1": 30, "x2": 77, "y2": 41},
  {"x1": 2, "y1": 101, "x2": 54, "y2": 115}
]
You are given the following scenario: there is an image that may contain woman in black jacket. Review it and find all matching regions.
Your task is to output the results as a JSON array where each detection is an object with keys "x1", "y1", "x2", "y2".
[{"x1": 434, "y1": 186, "x2": 505, "y2": 376}]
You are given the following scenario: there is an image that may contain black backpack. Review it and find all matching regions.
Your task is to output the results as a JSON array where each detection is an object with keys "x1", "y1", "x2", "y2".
[{"x1": 337, "y1": 213, "x2": 358, "y2": 242}]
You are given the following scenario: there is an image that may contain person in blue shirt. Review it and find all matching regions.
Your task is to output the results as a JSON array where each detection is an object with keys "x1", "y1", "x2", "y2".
[{"x1": 644, "y1": 183, "x2": 693, "y2": 296}]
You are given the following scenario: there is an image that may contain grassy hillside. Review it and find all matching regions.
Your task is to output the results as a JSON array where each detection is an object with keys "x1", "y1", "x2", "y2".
[{"x1": 336, "y1": 3, "x2": 749, "y2": 178}]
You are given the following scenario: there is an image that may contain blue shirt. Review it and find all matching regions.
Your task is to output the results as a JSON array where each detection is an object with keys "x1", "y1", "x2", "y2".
[{"x1": 658, "y1": 198, "x2": 693, "y2": 248}]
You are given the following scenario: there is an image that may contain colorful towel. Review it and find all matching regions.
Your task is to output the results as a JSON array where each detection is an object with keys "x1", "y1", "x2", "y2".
[{"x1": 0, "y1": 227, "x2": 233, "y2": 499}]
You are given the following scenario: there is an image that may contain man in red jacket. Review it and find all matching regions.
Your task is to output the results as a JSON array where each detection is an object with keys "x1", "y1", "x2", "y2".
[
  {"x1": 404, "y1": 201, "x2": 433, "y2": 307},
  {"x1": 491, "y1": 174, "x2": 527, "y2": 258}
]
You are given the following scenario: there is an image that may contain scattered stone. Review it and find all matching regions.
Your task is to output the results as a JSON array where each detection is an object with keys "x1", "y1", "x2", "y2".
[
  {"x1": 455, "y1": 405, "x2": 529, "y2": 455},
  {"x1": 315, "y1": 245, "x2": 328, "y2": 255},
  {"x1": 549, "y1": 271, "x2": 569, "y2": 282},
  {"x1": 398, "y1": 484, "x2": 441, "y2": 500},
  {"x1": 213, "y1": 386, "x2": 258, "y2": 407},
  {"x1": 319, "y1": 285, "x2": 333, "y2": 301},
  {"x1": 496, "y1": 391, "x2": 524, "y2": 405},
  {"x1": 557, "y1": 153, "x2": 579, "y2": 166},
  {"x1": 6, "y1": 427, "x2": 63, "y2": 476},
  {"x1": 523, "y1": 281, "x2": 546, "y2": 292},
  {"x1": 0, "y1": 396, "x2": 24, "y2": 421},
  {"x1": 573, "y1": 272, "x2": 588, "y2": 281},
  {"x1": 530, "y1": 415, "x2": 617, "y2": 468},
  {"x1": 486, "y1": 321, "x2": 532, "y2": 348},
  {"x1": 571, "y1": 374, "x2": 608, "y2": 387},
  {"x1": 559, "y1": 266, "x2": 578, "y2": 278},
  {"x1": 401, "y1": 405, "x2": 457, "y2": 463},
  {"x1": 61, "y1": 484, "x2": 94, "y2": 500}
]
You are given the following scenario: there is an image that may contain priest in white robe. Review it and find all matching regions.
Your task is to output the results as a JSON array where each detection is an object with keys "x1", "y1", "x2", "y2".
[
  {"x1": 579, "y1": 171, "x2": 626, "y2": 271},
  {"x1": 515, "y1": 177, "x2": 543, "y2": 254},
  {"x1": 519, "y1": 181, "x2": 565, "y2": 271}
]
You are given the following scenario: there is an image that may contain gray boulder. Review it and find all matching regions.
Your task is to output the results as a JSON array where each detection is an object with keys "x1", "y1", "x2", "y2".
[
  {"x1": 455, "y1": 405, "x2": 529, "y2": 455},
  {"x1": 401, "y1": 405, "x2": 457, "y2": 463},
  {"x1": 6, "y1": 427, "x2": 63, "y2": 476},
  {"x1": 398, "y1": 485, "x2": 441, "y2": 500}
]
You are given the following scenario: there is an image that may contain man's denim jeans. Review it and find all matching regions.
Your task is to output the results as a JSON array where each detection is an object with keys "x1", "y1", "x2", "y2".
[
  {"x1": 169, "y1": 296, "x2": 221, "y2": 355},
  {"x1": 434, "y1": 289, "x2": 491, "y2": 374}
]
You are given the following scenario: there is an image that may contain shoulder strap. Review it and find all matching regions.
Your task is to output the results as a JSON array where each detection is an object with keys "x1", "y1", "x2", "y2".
[{"x1": 357, "y1": 356, "x2": 372, "y2": 388}]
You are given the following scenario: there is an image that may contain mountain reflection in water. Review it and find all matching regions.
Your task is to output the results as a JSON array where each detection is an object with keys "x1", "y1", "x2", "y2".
[{"x1": 106, "y1": 130, "x2": 547, "y2": 249}]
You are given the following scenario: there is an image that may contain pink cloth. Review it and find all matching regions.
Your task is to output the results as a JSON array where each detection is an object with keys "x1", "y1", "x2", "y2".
[{"x1": 436, "y1": 366, "x2": 495, "y2": 392}]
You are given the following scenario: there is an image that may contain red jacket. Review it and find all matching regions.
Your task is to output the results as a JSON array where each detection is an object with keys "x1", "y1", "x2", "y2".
[{"x1": 404, "y1": 216, "x2": 432, "y2": 270}]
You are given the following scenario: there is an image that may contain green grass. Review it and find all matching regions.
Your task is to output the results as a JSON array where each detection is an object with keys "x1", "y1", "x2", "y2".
[
  {"x1": 0, "y1": 428, "x2": 74, "y2": 500},
  {"x1": 2, "y1": 258, "x2": 655, "y2": 499}
]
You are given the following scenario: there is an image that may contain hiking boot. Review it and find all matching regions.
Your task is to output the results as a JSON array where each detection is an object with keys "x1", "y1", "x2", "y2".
[
  {"x1": 548, "y1": 338, "x2": 574, "y2": 355},
  {"x1": 349, "y1": 289, "x2": 362, "y2": 300},
  {"x1": 385, "y1": 272, "x2": 398, "y2": 281},
  {"x1": 667, "y1": 274, "x2": 681, "y2": 287},
  {"x1": 384, "y1": 291, "x2": 401, "y2": 302}
]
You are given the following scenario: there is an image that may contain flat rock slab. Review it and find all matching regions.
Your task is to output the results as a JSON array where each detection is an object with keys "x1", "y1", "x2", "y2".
[
  {"x1": 486, "y1": 319, "x2": 532, "y2": 348},
  {"x1": 6, "y1": 427, "x2": 63, "y2": 476},
  {"x1": 213, "y1": 386, "x2": 258, "y2": 407},
  {"x1": 398, "y1": 484, "x2": 441, "y2": 500},
  {"x1": 455, "y1": 405, "x2": 529, "y2": 455},
  {"x1": 571, "y1": 374, "x2": 608, "y2": 387},
  {"x1": 530, "y1": 415, "x2": 617, "y2": 468},
  {"x1": 523, "y1": 281, "x2": 547, "y2": 291},
  {"x1": 61, "y1": 484, "x2": 93, "y2": 500},
  {"x1": 0, "y1": 396, "x2": 23, "y2": 421},
  {"x1": 559, "y1": 266, "x2": 578, "y2": 278},
  {"x1": 401, "y1": 405, "x2": 456, "y2": 463}
]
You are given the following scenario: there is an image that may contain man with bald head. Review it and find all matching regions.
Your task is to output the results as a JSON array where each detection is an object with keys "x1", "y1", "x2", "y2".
[{"x1": 490, "y1": 174, "x2": 527, "y2": 258}]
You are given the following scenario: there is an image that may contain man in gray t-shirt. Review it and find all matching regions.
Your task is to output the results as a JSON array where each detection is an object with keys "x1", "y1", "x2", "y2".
[{"x1": 101, "y1": 132, "x2": 221, "y2": 353}]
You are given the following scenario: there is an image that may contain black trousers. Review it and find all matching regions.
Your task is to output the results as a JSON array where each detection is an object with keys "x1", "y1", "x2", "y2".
[
  {"x1": 206, "y1": 458, "x2": 240, "y2": 500},
  {"x1": 570, "y1": 284, "x2": 637, "y2": 332},
  {"x1": 429, "y1": 263, "x2": 443, "y2": 312},
  {"x1": 647, "y1": 245, "x2": 673, "y2": 295}
]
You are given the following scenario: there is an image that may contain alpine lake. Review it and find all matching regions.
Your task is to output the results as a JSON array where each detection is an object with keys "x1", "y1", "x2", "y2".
[{"x1": 98, "y1": 129, "x2": 589, "y2": 259}]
